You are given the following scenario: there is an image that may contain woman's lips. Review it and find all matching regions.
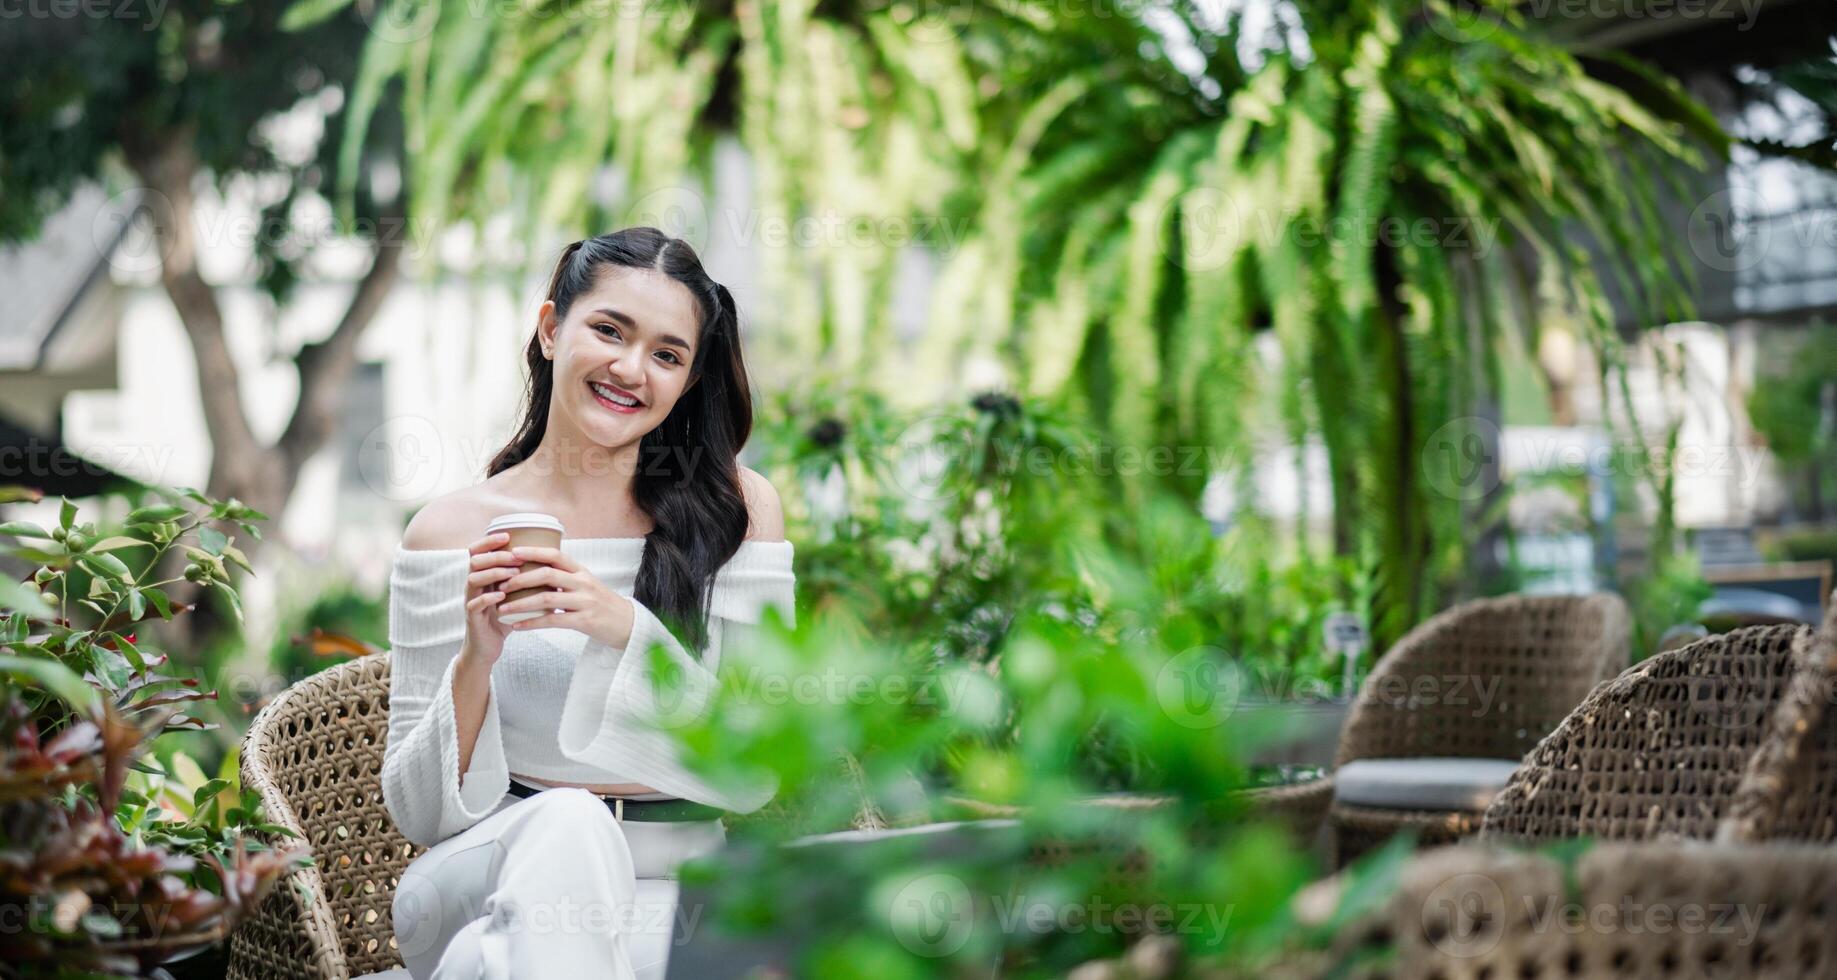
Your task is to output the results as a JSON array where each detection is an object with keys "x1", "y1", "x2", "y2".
[{"x1": 589, "y1": 381, "x2": 643, "y2": 414}]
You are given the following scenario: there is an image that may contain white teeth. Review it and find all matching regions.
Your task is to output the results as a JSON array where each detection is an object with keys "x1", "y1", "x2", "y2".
[{"x1": 590, "y1": 382, "x2": 640, "y2": 407}]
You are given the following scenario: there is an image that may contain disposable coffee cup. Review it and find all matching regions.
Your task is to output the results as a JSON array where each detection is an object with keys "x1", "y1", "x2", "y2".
[{"x1": 485, "y1": 512, "x2": 565, "y2": 625}]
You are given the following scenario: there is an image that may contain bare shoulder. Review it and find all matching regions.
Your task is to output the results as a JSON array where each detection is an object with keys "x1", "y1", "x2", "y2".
[
  {"x1": 400, "y1": 487, "x2": 498, "y2": 552},
  {"x1": 739, "y1": 466, "x2": 786, "y2": 543}
]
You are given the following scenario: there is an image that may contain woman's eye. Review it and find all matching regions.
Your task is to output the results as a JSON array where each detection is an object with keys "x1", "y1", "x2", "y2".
[
  {"x1": 658, "y1": 351, "x2": 682, "y2": 365},
  {"x1": 593, "y1": 324, "x2": 619, "y2": 339}
]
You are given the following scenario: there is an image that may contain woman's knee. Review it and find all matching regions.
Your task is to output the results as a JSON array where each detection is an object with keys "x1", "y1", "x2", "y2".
[{"x1": 394, "y1": 866, "x2": 462, "y2": 969}]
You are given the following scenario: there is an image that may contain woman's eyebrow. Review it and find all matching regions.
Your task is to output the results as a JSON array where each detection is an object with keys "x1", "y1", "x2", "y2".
[{"x1": 587, "y1": 306, "x2": 692, "y2": 351}]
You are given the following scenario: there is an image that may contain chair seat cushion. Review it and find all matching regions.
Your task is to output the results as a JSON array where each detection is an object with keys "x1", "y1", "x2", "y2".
[{"x1": 1332, "y1": 757, "x2": 1521, "y2": 812}]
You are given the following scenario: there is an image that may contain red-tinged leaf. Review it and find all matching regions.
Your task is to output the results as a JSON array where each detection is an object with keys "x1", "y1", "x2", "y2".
[
  {"x1": 129, "y1": 690, "x2": 216, "y2": 710},
  {"x1": 42, "y1": 721, "x2": 101, "y2": 761},
  {"x1": 0, "y1": 485, "x2": 45, "y2": 504},
  {"x1": 302, "y1": 628, "x2": 381, "y2": 659},
  {"x1": 112, "y1": 634, "x2": 147, "y2": 672},
  {"x1": 141, "y1": 588, "x2": 174, "y2": 620}
]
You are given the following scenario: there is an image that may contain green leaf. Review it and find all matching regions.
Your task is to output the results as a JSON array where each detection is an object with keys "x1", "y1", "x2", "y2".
[
  {"x1": 0, "y1": 578, "x2": 53, "y2": 618},
  {"x1": 59, "y1": 498, "x2": 76, "y2": 531},
  {"x1": 172, "y1": 752, "x2": 209, "y2": 791},
  {"x1": 211, "y1": 581, "x2": 244, "y2": 627},
  {"x1": 77, "y1": 552, "x2": 134, "y2": 583},
  {"x1": 0, "y1": 654, "x2": 100, "y2": 713},
  {"x1": 222, "y1": 545, "x2": 254, "y2": 575},
  {"x1": 114, "y1": 633, "x2": 147, "y2": 672},
  {"x1": 278, "y1": 0, "x2": 355, "y2": 31},
  {"x1": 0, "y1": 521, "x2": 53, "y2": 539},
  {"x1": 194, "y1": 778, "x2": 231, "y2": 809},
  {"x1": 125, "y1": 504, "x2": 187, "y2": 525},
  {"x1": 126, "y1": 588, "x2": 146, "y2": 623},
  {"x1": 88, "y1": 536, "x2": 149, "y2": 552},
  {"x1": 199, "y1": 526, "x2": 229, "y2": 556},
  {"x1": 142, "y1": 588, "x2": 174, "y2": 620}
]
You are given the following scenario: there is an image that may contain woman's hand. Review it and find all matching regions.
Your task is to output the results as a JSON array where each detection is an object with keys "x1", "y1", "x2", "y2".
[
  {"x1": 458, "y1": 531, "x2": 520, "y2": 668},
  {"x1": 495, "y1": 545, "x2": 637, "y2": 650}
]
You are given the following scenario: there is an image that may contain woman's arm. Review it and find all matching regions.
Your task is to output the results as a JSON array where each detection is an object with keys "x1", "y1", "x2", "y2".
[
  {"x1": 450, "y1": 640, "x2": 496, "y2": 782},
  {"x1": 381, "y1": 530, "x2": 522, "y2": 847},
  {"x1": 555, "y1": 586, "x2": 792, "y2": 812}
]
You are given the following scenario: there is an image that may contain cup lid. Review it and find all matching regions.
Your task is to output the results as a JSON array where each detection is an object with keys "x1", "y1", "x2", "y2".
[{"x1": 485, "y1": 512, "x2": 566, "y2": 534}]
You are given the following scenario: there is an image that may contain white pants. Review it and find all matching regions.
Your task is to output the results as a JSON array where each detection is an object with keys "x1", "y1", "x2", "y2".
[{"x1": 392, "y1": 787, "x2": 727, "y2": 980}]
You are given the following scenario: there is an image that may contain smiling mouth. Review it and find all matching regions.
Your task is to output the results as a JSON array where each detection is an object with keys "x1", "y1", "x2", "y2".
[{"x1": 588, "y1": 380, "x2": 644, "y2": 413}]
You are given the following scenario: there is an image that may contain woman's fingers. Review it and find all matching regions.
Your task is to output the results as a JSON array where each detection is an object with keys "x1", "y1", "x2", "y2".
[
  {"x1": 497, "y1": 563, "x2": 573, "y2": 594},
  {"x1": 469, "y1": 547, "x2": 521, "y2": 571},
  {"x1": 496, "y1": 590, "x2": 586, "y2": 615},
  {"x1": 507, "y1": 610, "x2": 580, "y2": 631},
  {"x1": 508, "y1": 545, "x2": 582, "y2": 574},
  {"x1": 467, "y1": 531, "x2": 509, "y2": 557},
  {"x1": 466, "y1": 565, "x2": 519, "y2": 593},
  {"x1": 464, "y1": 541, "x2": 521, "y2": 598},
  {"x1": 466, "y1": 590, "x2": 505, "y2": 614}
]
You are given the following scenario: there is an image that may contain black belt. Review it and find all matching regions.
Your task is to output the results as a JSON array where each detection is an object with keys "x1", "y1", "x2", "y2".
[{"x1": 506, "y1": 778, "x2": 725, "y2": 823}]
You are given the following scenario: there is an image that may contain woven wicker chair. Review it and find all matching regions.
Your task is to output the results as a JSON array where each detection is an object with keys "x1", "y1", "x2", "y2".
[
  {"x1": 1719, "y1": 597, "x2": 1837, "y2": 843},
  {"x1": 1478, "y1": 622, "x2": 1819, "y2": 845},
  {"x1": 1328, "y1": 593, "x2": 1631, "y2": 865},
  {"x1": 225, "y1": 654, "x2": 411, "y2": 980},
  {"x1": 223, "y1": 653, "x2": 891, "y2": 980},
  {"x1": 1302, "y1": 839, "x2": 1837, "y2": 979}
]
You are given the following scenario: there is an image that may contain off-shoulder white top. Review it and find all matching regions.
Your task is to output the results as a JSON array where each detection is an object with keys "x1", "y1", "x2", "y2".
[{"x1": 381, "y1": 537, "x2": 795, "y2": 847}]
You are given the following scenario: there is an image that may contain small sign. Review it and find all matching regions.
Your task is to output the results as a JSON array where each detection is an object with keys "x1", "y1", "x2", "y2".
[{"x1": 1323, "y1": 612, "x2": 1369, "y2": 657}]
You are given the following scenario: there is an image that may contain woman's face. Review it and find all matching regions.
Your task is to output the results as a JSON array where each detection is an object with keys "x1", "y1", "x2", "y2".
[{"x1": 538, "y1": 266, "x2": 702, "y2": 447}]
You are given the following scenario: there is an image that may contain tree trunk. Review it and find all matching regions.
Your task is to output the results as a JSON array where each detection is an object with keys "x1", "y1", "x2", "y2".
[{"x1": 123, "y1": 128, "x2": 405, "y2": 655}]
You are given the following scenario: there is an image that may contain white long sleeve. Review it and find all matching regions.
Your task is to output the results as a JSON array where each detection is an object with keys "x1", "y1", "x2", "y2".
[{"x1": 381, "y1": 538, "x2": 795, "y2": 848}]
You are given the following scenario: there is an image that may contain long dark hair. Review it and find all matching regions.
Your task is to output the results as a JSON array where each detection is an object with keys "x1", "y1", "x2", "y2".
[{"x1": 485, "y1": 227, "x2": 752, "y2": 654}]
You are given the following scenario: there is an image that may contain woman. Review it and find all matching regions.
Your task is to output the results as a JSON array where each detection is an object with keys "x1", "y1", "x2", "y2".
[{"x1": 381, "y1": 228, "x2": 795, "y2": 980}]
